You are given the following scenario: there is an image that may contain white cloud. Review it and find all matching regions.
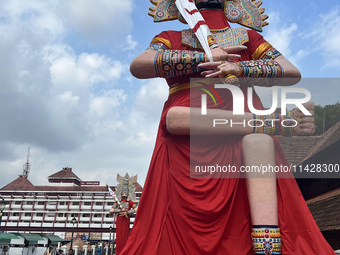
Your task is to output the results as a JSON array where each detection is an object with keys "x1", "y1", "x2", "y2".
[
  {"x1": 134, "y1": 78, "x2": 169, "y2": 120},
  {"x1": 58, "y1": 0, "x2": 133, "y2": 44},
  {"x1": 50, "y1": 51, "x2": 128, "y2": 93},
  {"x1": 58, "y1": 91, "x2": 80, "y2": 104},
  {"x1": 302, "y1": 8, "x2": 340, "y2": 68},
  {"x1": 263, "y1": 12, "x2": 298, "y2": 60},
  {"x1": 289, "y1": 49, "x2": 309, "y2": 67},
  {"x1": 89, "y1": 89, "x2": 127, "y2": 119},
  {"x1": 124, "y1": 35, "x2": 138, "y2": 51},
  {"x1": 0, "y1": 0, "x2": 139, "y2": 187},
  {"x1": 0, "y1": 0, "x2": 64, "y2": 41},
  {"x1": 0, "y1": 0, "x2": 186, "y2": 189}
]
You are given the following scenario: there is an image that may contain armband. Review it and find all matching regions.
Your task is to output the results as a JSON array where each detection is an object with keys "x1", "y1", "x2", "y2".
[
  {"x1": 236, "y1": 60, "x2": 284, "y2": 87},
  {"x1": 281, "y1": 111, "x2": 299, "y2": 137},
  {"x1": 252, "y1": 113, "x2": 281, "y2": 136},
  {"x1": 261, "y1": 47, "x2": 282, "y2": 61},
  {"x1": 154, "y1": 50, "x2": 206, "y2": 78},
  {"x1": 146, "y1": 43, "x2": 169, "y2": 52},
  {"x1": 253, "y1": 111, "x2": 301, "y2": 137}
]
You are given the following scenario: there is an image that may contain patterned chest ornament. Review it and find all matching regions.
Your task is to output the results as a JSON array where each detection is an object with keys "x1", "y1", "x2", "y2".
[
  {"x1": 182, "y1": 27, "x2": 249, "y2": 50},
  {"x1": 148, "y1": 0, "x2": 269, "y2": 32}
]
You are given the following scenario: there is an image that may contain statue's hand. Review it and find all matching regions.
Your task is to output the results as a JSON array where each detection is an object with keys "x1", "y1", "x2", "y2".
[
  {"x1": 198, "y1": 60, "x2": 240, "y2": 78},
  {"x1": 119, "y1": 211, "x2": 128, "y2": 216},
  {"x1": 200, "y1": 46, "x2": 247, "y2": 78},
  {"x1": 209, "y1": 46, "x2": 245, "y2": 62},
  {"x1": 281, "y1": 102, "x2": 316, "y2": 136}
]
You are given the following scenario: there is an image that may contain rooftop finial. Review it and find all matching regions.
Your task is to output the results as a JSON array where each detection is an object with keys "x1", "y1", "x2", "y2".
[{"x1": 22, "y1": 147, "x2": 31, "y2": 177}]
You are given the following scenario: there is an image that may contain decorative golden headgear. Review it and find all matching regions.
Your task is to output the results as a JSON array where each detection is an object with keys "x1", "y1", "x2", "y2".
[
  {"x1": 116, "y1": 173, "x2": 137, "y2": 201},
  {"x1": 148, "y1": 0, "x2": 269, "y2": 32}
]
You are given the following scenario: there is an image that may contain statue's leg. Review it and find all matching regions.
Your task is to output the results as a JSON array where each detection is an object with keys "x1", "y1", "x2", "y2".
[{"x1": 242, "y1": 134, "x2": 281, "y2": 255}]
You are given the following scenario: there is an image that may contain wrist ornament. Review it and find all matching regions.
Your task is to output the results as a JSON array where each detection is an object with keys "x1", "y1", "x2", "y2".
[
  {"x1": 221, "y1": 62, "x2": 241, "y2": 85},
  {"x1": 207, "y1": 35, "x2": 219, "y2": 49},
  {"x1": 224, "y1": 74, "x2": 239, "y2": 85},
  {"x1": 281, "y1": 110, "x2": 300, "y2": 137},
  {"x1": 236, "y1": 60, "x2": 284, "y2": 87},
  {"x1": 127, "y1": 209, "x2": 135, "y2": 215},
  {"x1": 155, "y1": 50, "x2": 206, "y2": 78},
  {"x1": 252, "y1": 113, "x2": 281, "y2": 136},
  {"x1": 253, "y1": 111, "x2": 301, "y2": 137}
]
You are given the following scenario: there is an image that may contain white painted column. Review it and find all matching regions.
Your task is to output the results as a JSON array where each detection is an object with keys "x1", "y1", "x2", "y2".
[
  {"x1": 91, "y1": 245, "x2": 96, "y2": 255},
  {"x1": 83, "y1": 245, "x2": 88, "y2": 255},
  {"x1": 73, "y1": 246, "x2": 79, "y2": 255},
  {"x1": 61, "y1": 245, "x2": 68, "y2": 255}
]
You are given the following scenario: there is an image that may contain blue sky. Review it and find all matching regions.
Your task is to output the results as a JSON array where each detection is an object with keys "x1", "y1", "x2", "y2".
[{"x1": 0, "y1": 0, "x2": 339, "y2": 189}]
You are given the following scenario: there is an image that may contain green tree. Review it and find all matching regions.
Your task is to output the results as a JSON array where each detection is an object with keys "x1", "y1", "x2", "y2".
[{"x1": 313, "y1": 102, "x2": 340, "y2": 136}]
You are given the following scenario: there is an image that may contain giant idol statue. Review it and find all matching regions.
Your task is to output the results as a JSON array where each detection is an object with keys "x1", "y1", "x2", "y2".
[
  {"x1": 109, "y1": 174, "x2": 138, "y2": 255},
  {"x1": 122, "y1": 0, "x2": 335, "y2": 254}
]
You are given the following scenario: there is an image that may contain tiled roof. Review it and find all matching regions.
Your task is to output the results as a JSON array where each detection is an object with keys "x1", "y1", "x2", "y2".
[
  {"x1": 26, "y1": 186, "x2": 108, "y2": 192},
  {"x1": 277, "y1": 136, "x2": 320, "y2": 166},
  {"x1": 1, "y1": 179, "x2": 142, "y2": 193},
  {"x1": 0, "y1": 179, "x2": 108, "y2": 192},
  {"x1": 306, "y1": 188, "x2": 340, "y2": 231},
  {"x1": 0, "y1": 184, "x2": 133, "y2": 193},
  {"x1": 134, "y1": 182, "x2": 143, "y2": 192},
  {"x1": 48, "y1": 167, "x2": 81, "y2": 181},
  {"x1": 0, "y1": 175, "x2": 34, "y2": 191},
  {"x1": 277, "y1": 120, "x2": 340, "y2": 166},
  {"x1": 299, "y1": 121, "x2": 340, "y2": 164}
]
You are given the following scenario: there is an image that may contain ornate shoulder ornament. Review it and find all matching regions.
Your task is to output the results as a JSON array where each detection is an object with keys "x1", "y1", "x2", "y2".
[{"x1": 148, "y1": 0, "x2": 268, "y2": 32}]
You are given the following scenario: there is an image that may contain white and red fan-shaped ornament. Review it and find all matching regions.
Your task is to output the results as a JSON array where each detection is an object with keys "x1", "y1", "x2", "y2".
[{"x1": 174, "y1": 0, "x2": 213, "y2": 62}]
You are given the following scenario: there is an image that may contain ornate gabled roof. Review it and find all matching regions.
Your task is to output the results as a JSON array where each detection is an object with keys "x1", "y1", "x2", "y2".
[
  {"x1": 1, "y1": 175, "x2": 34, "y2": 191},
  {"x1": 0, "y1": 168, "x2": 143, "y2": 195},
  {"x1": 48, "y1": 167, "x2": 82, "y2": 182}
]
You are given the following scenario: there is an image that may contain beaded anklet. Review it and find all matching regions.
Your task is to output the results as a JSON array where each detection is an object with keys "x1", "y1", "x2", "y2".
[{"x1": 252, "y1": 225, "x2": 282, "y2": 255}]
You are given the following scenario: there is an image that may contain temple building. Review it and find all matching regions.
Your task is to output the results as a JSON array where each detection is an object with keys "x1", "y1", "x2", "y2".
[
  {"x1": 278, "y1": 120, "x2": 340, "y2": 250},
  {"x1": 0, "y1": 167, "x2": 142, "y2": 241}
]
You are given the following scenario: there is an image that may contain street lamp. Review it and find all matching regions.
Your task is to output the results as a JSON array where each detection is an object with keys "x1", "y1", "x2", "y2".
[
  {"x1": 109, "y1": 226, "x2": 112, "y2": 255},
  {"x1": 0, "y1": 198, "x2": 6, "y2": 228},
  {"x1": 70, "y1": 217, "x2": 77, "y2": 250}
]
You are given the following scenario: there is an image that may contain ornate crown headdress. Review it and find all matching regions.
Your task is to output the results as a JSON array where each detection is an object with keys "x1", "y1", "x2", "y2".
[
  {"x1": 148, "y1": 0, "x2": 268, "y2": 32},
  {"x1": 116, "y1": 173, "x2": 137, "y2": 201}
]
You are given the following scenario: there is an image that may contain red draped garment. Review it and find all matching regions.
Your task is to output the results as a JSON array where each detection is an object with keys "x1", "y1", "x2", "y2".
[
  {"x1": 116, "y1": 200, "x2": 136, "y2": 255},
  {"x1": 121, "y1": 9, "x2": 335, "y2": 255}
]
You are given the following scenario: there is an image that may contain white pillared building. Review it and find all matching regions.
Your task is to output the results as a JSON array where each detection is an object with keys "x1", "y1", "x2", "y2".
[{"x1": 0, "y1": 167, "x2": 142, "y2": 241}]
